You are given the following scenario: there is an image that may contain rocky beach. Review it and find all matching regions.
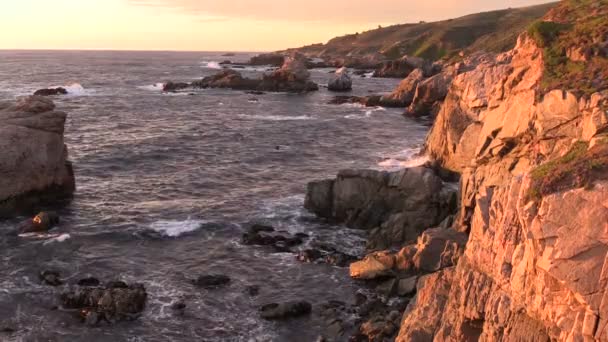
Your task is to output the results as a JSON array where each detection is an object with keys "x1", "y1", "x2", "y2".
[{"x1": 2, "y1": 0, "x2": 608, "y2": 341}]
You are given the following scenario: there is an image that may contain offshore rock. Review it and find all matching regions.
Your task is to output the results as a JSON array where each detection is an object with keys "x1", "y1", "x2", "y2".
[
  {"x1": 0, "y1": 96, "x2": 75, "y2": 217},
  {"x1": 305, "y1": 167, "x2": 458, "y2": 249},
  {"x1": 327, "y1": 67, "x2": 353, "y2": 92}
]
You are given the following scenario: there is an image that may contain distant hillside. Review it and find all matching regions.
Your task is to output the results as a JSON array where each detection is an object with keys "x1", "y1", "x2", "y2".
[{"x1": 284, "y1": 2, "x2": 558, "y2": 62}]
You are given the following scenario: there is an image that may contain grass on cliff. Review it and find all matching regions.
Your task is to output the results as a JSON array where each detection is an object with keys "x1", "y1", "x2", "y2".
[
  {"x1": 284, "y1": 3, "x2": 557, "y2": 62},
  {"x1": 528, "y1": 140, "x2": 608, "y2": 200},
  {"x1": 527, "y1": 0, "x2": 608, "y2": 96}
]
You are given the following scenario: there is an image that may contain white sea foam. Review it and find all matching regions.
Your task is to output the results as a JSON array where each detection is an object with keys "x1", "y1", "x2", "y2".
[
  {"x1": 201, "y1": 61, "x2": 222, "y2": 69},
  {"x1": 149, "y1": 219, "x2": 204, "y2": 237},
  {"x1": 378, "y1": 148, "x2": 429, "y2": 170},
  {"x1": 43, "y1": 233, "x2": 72, "y2": 245},
  {"x1": 241, "y1": 114, "x2": 313, "y2": 121},
  {"x1": 139, "y1": 83, "x2": 165, "y2": 91}
]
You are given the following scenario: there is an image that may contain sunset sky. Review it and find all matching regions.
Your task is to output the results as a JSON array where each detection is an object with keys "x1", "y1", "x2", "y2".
[{"x1": 0, "y1": 0, "x2": 553, "y2": 51}]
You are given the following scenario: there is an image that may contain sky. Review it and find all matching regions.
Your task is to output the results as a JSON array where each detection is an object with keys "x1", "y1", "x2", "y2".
[{"x1": 0, "y1": 0, "x2": 553, "y2": 52}]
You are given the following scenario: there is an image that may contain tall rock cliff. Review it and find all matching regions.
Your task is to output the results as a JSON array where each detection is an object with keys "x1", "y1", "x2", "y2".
[
  {"x1": 398, "y1": 0, "x2": 608, "y2": 340},
  {"x1": 0, "y1": 96, "x2": 75, "y2": 217}
]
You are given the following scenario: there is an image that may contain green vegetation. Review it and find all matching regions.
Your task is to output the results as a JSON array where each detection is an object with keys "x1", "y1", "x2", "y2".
[
  {"x1": 284, "y1": 3, "x2": 557, "y2": 62},
  {"x1": 528, "y1": 140, "x2": 608, "y2": 200},
  {"x1": 528, "y1": 0, "x2": 608, "y2": 96}
]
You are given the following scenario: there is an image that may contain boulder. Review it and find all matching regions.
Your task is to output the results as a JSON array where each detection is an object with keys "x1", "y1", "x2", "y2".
[
  {"x1": 379, "y1": 69, "x2": 425, "y2": 107},
  {"x1": 192, "y1": 275, "x2": 231, "y2": 289},
  {"x1": 328, "y1": 67, "x2": 353, "y2": 92},
  {"x1": 61, "y1": 282, "x2": 147, "y2": 325},
  {"x1": 247, "y1": 53, "x2": 285, "y2": 66},
  {"x1": 260, "y1": 301, "x2": 312, "y2": 320},
  {"x1": 350, "y1": 251, "x2": 395, "y2": 280},
  {"x1": 0, "y1": 96, "x2": 75, "y2": 217},
  {"x1": 40, "y1": 270, "x2": 63, "y2": 286},
  {"x1": 162, "y1": 82, "x2": 190, "y2": 92},
  {"x1": 258, "y1": 53, "x2": 319, "y2": 92},
  {"x1": 373, "y1": 56, "x2": 431, "y2": 78},
  {"x1": 18, "y1": 211, "x2": 60, "y2": 234},
  {"x1": 305, "y1": 167, "x2": 458, "y2": 249},
  {"x1": 33, "y1": 87, "x2": 68, "y2": 96}
]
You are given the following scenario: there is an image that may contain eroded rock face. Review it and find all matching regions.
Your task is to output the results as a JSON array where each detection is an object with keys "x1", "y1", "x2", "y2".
[
  {"x1": 397, "y1": 14, "x2": 608, "y2": 342},
  {"x1": 247, "y1": 53, "x2": 285, "y2": 66},
  {"x1": 328, "y1": 67, "x2": 353, "y2": 92},
  {"x1": 0, "y1": 96, "x2": 75, "y2": 217},
  {"x1": 379, "y1": 69, "x2": 425, "y2": 107},
  {"x1": 373, "y1": 56, "x2": 431, "y2": 78},
  {"x1": 305, "y1": 167, "x2": 458, "y2": 249}
]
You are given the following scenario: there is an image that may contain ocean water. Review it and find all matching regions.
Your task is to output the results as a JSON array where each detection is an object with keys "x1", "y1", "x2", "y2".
[{"x1": 0, "y1": 50, "x2": 429, "y2": 341}]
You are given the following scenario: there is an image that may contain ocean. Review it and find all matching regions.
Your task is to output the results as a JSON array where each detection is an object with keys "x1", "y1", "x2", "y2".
[{"x1": 0, "y1": 50, "x2": 428, "y2": 341}]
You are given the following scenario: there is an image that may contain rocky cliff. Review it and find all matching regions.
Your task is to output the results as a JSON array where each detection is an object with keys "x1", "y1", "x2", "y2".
[
  {"x1": 0, "y1": 96, "x2": 75, "y2": 217},
  {"x1": 397, "y1": 1, "x2": 608, "y2": 340}
]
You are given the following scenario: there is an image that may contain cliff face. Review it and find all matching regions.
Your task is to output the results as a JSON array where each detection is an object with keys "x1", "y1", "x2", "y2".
[
  {"x1": 0, "y1": 96, "x2": 75, "y2": 217},
  {"x1": 398, "y1": 1, "x2": 608, "y2": 340}
]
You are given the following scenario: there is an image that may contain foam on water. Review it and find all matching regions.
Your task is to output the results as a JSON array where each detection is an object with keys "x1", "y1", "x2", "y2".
[
  {"x1": 378, "y1": 147, "x2": 429, "y2": 170},
  {"x1": 149, "y1": 219, "x2": 205, "y2": 237},
  {"x1": 201, "y1": 61, "x2": 222, "y2": 69},
  {"x1": 43, "y1": 233, "x2": 72, "y2": 245},
  {"x1": 241, "y1": 114, "x2": 313, "y2": 121},
  {"x1": 139, "y1": 83, "x2": 165, "y2": 91},
  {"x1": 49, "y1": 83, "x2": 91, "y2": 96}
]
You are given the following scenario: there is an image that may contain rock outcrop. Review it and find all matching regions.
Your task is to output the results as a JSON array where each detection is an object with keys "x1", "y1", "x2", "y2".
[
  {"x1": 396, "y1": 1, "x2": 608, "y2": 340},
  {"x1": 169, "y1": 53, "x2": 318, "y2": 93},
  {"x1": 33, "y1": 87, "x2": 68, "y2": 96},
  {"x1": 305, "y1": 167, "x2": 458, "y2": 249},
  {"x1": 247, "y1": 53, "x2": 285, "y2": 66},
  {"x1": 379, "y1": 69, "x2": 425, "y2": 107},
  {"x1": 0, "y1": 96, "x2": 75, "y2": 217},
  {"x1": 327, "y1": 67, "x2": 353, "y2": 92},
  {"x1": 373, "y1": 56, "x2": 433, "y2": 78}
]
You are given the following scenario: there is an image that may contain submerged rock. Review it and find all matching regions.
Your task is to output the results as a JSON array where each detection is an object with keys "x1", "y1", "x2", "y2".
[
  {"x1": 40, "y1": 270, "x2": 63, "y2": 286},
  {"x1": 33, "y1": 87, "x2": 68, "y2": 96},
  {"x1": 328, "y1": 67, "x2": 353, "y2": 92},
  {"x1": 260, "y1": 301, "x2": 312, "y2": 320},
  {"x1": 18, "y1": 211, "x2": 60, "y2": 234},
  {"x1": 192, "y1": 275, "x2": 231, "y2": 289},
  {"x1": 162, "y1": 81, "x2": 190, "y2": 92},
  {"x1": 61, "y1": 282, "x2": 147, "y2": 325}
]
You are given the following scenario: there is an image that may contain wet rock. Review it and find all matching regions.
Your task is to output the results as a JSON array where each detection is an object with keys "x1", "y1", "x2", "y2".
[
  {"x1": 350, "y1": 251, "x2": 395, "y2": 280},
  {"x1": 305, "y1": 167, "x2": 458, "y2": 249},
  {"x1": 61, "y1": 282, "x2": 147, "y2": 325},
  {"x1": 325, "y1": 252, "x2": 358, "y2": 268},
  {"x1": 327, "y1": 95, "x2": 381, "y2": 107},
  {"x1": 18, "y1": 211, "x2": 60, "y2": 234},
  {"x1": 192, "y1": 275, "x2": 231, "y2": 289},
  {"x1": 328, "y1": 67, "x2": 353, "y2": 92},
  {"x1": 106, "y1": 281, "x2": 128, "y2": 289},
  {"x1": 170, "y1": 301, "x2": 186, "y2": 316},
  {"x1": 248, "y1": 53, "x2": 285, "y2": 66},
  {"x1": 33, "y1": 87, "x2": 68, "y2": 96},
  {"x1": 0, "y1": 97, "x2": 75, "y2": 218},
  {"x1": 246, "y1": 285, "x2": 260, "y2": 296},
  {"x1": 376, "y1": 278, "x2": 398, "y2": 297},
  {"x1": 40, "y1": 270, "x2": 63, "y2": 286},
  {"x1": 260, "y1": 301, "x2": 312, "y2": 320},
  {"x1": 296, "y1": 249, "x2": 324, "y2": 263},
  {"x1": 163, "y1": 82, "x2": 190, "y2": 92},
  {"x1": 397, "y1": 276, "x2": 418, "y2": 297},
  {"x1": 77, "y1": 277, "x2": 101, "y2": 287}
]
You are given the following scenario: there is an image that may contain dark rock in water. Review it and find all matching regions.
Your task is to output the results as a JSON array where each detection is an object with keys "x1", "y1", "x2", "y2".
[
  {"x1": 305, "y1": 167, "x2": 458, "y2": 249},
  {"x1": 246, "y1": 285, "x2": 260, "y2": 297},
  {"x1": 219, "y1": 60, "x2": 232, "y2": 65},
  {"x1": 163, "y1": 82, "x2": 190, "y2": 92},
  {"x1": 170, "y1": 301, "x2": 186, "y2": 316},
  {"x1": 106, "y1": 281, "x2": 129, "y2": 289},
  {"x1": 40, "y1": 270, "x2": 62, "y2": 286},
  {"x1": 19, "y1": 211, "x2": 60, "y2": 234},
  {"x1": 325, "y1": 252, "x2": 357, "y2": 268},
  {"x1": 260, "y1": 301, "x2": 312, "y2": 320},
  {"x1": 327, "y1": 67, "x2": 353, "y2": 92},
  {"x1": 249, "y1": 224, "x2": 275, "y2": 233},
  {"x1": 222, "y1": 53, "x2": 236, "y2": 57},
  {"x1": 246, "y1": 91, "x2": 266, "y2": 95},
  {"x1": 77, "y1": 277, "x2": 101, "y2": 287},
  {"x1": 33, "y1": 87, "x2": 68, "y2": 96},
  {"x1": 247, "y1": 53, "x2": 285, "y2": 66},
  {"x1": 296, "y1": 249, "x2": 324, "y2": 263},
  {"x1": 328, "y1": 95, "x2": 381, "y2": 107},
  {"x1": 242, "y1": 224, "x2": 306, "y2": 252},
  {"x1": 192, "y1": 275, "x2": 231, "y2": 289},
  {"x1": 61, "y1": 283, "x2": 147, "y2": 325}
]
